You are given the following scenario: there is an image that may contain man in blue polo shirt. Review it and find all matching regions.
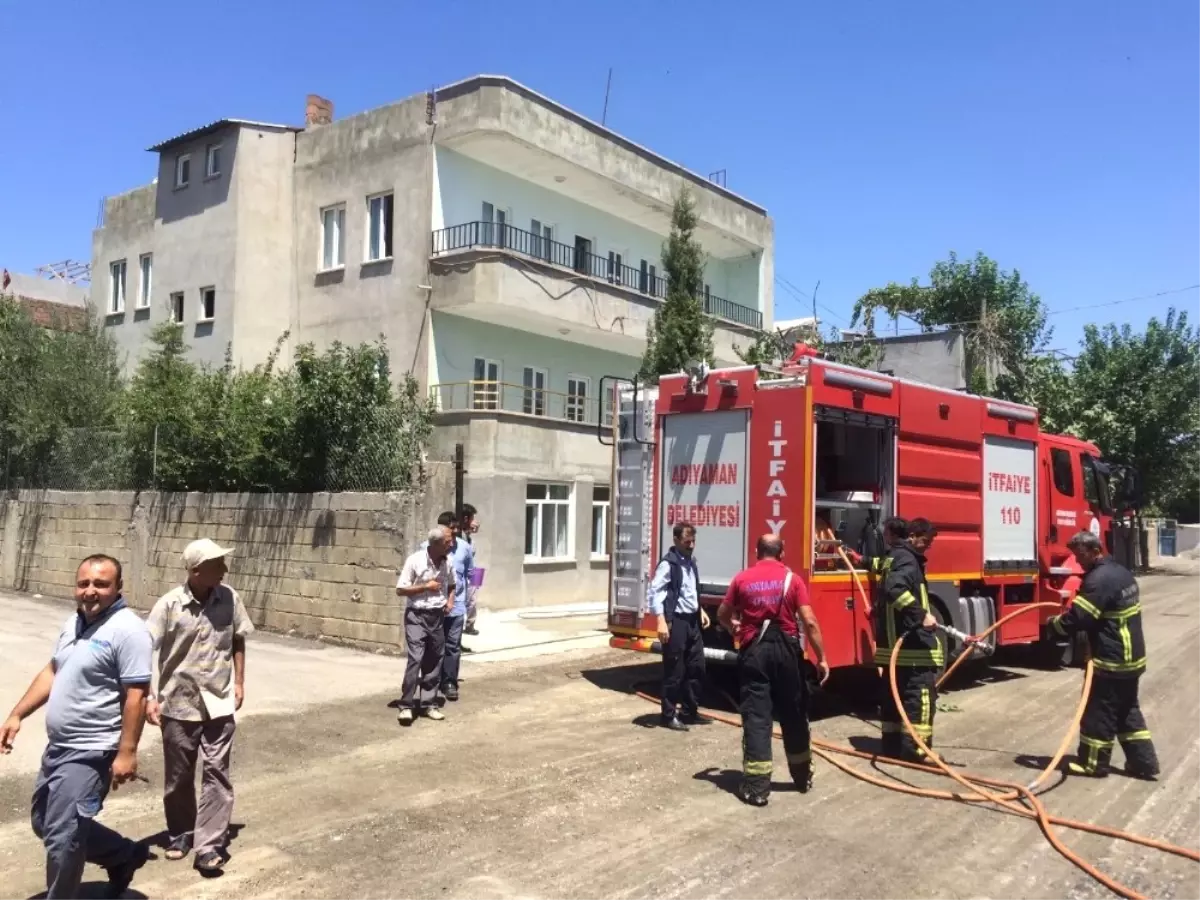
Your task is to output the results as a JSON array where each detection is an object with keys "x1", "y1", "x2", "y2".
[
  {"x1": 423, "y1": 510, "x2": 473, "y2": 702},
  {"x1": 0, "y1": 554, "x2": 154, "y2": 899}
]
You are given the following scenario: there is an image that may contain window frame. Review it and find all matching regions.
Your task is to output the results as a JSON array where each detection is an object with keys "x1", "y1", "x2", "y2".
[
  {"x1": 472, "y1": 357, "x2": 502, "y2": 411},
  {"x1": 198, "y1": 286, "x2": 216, "y2": 322},
  {"x1": 320, "y1": 203, "x2": 346, "y2": 271},
  {"x1": 136, "y1": 253, "x2": 152, "y2": 310},
  {"x1": 524, "y1": 482, "x2": 574, "y2": 562},
  {"x1": 170, "y1": 291, "x2": 184, "y2": 324},
  {"x1": 566, "y1": 373, "x2": 591, "y2": 424},
  {"x1": 108, "y1": 259, "x2": 127, "y2": 315},
  {"x1": 175, "y1": 153, "x2": 191, "y2": 189},
  {"x1": 365, "y1": 192, "x2": 394, "y2": 262},
  {"x1": 590, "y1": 485, "x2": 611, "y2": 559},
  {"x1": 204, "y1": 143, "x2": 222, "y2": 179},
  {"x1": 522, "y1": 366, "x2": 548, "y2": 417}
]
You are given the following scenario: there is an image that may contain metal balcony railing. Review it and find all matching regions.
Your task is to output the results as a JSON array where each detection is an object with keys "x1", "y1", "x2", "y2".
[
  {"x1": 431, "y1": 221, "x2": 763, "y2": 329},
  {"x1": 430, "y1": 380, "x2": 613, "y2": 425}
]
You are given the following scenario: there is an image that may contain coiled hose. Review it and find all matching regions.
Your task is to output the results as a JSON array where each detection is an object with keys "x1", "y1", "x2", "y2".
[{"x1": 635, "y1": 601, "x2": 1198, "y2": 898}]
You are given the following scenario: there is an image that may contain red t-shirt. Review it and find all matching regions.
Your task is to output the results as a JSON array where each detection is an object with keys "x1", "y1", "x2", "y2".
[{"x1": 723, "y1": 558, "x2": 809, "y2": 647}]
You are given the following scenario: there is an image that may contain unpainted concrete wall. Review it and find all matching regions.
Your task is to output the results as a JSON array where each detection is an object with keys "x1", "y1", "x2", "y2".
[{"x1": 0, "y1": 467, "x2": 453, "y2": 652}]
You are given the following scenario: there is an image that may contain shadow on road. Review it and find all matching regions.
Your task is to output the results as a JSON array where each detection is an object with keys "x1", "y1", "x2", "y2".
[{"x1": 692, "y1": 766, "x2": 804, "y2": 798}]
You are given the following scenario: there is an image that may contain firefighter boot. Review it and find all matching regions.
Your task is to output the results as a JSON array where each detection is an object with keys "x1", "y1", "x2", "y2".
[
  {"x1": 1067, "y1": 736, "x2": 1113, "y2": 777},
  {"x1": 789, "y1": 763, "x2": 814, "y2": 794},
  {"x1": 737, "y1": 779, "x2": 769, "y2": 807}
]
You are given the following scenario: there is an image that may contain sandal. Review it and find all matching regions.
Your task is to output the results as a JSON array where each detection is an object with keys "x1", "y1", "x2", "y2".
[
  {"x1": 194, "y1": 850, "x2": 225, "y2": 874},
  {"x1": 165, "y1": 835, "x2": 192, "y2": 861}
]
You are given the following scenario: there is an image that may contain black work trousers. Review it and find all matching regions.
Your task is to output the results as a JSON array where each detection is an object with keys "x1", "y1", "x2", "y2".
[
  {"x1": 880, "y1": 666, "x2": 937, "y2": 760},
  {"x1": 739, "y1": 628, "x2": 811, "y2": 799},
  {"x1": 661, "y1": 612, "x2": 705, "y2": 720},
  {"x1": 1077, "y1": 674, "x2": 1159, "y2": 775}
]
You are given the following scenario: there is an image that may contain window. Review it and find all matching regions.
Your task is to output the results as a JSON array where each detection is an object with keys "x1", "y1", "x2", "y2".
[
  {"x1": 199, "y1": 286, "x2": 216, "y2": 321},
  {"x1": 522, "y1": 366, "x2": 547, "y2": 416},
  {"x1": 591, "y1": 486, "x2": 611, "y2": 557},
  {"x1": 472, "y1": 358, "x2": 500, "y2": 410},
  {"x1": 531, "y1": 219, "x2": 553, "y2": 261},
  {"x1": 608, "y1": 251, "x2": 623, "y2": 286},
  {"x1": 366, "y1": 193, "x2": 394, "y2": 261},
  {"x1": 639, "y1": 259, "x2": 649, "y2": 293},
  {"x1": 1051, "y1": 448, "x2": 1074, "y2": 496},
  {"x1": 1080, "y1": 454, "x2": 1112, "y2": 512},
  {"x1": 566, "y1": 375, "x2": 590, "y2": 423},
  {"x1": 170, "y1": 291, "x2": 184, "y2": 323},
  {"x1": 525, "y1": 483, "x2": 572, "y2": 560},
  {"x1": 574, "y1": 235, "x2": 592, "y2": 274},
  {"x1": 137, "y1": 254, "x2": 152, "y2": 309},
  {"x1": 175, "y1": 154, "x2": 191, "y2": 189},
  {"x1": 482, "y1": 202, "x2": 506, "y2": 248},
  {"x1": 601, "y1": 380, "x2": 616, "y2": 427},
  {"x1": 320, "y1": 204, "x2": 346, "y2": 270},
  {"x1": 205, "y1": 143, "x2": 222, "y2": 178},
  {"x1": 108, "y1": 260, "x2": 126, "y2": 314},
  {"x1": 649, "y1": 263, "x2": 658, "y2": 296}
]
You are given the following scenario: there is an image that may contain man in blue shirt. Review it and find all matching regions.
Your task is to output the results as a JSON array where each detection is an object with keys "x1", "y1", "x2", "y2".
[
  {"x1": 648, "y1": 522, "x2": 711, "y2": 731},
  {"x1": 424, "y1": 511, "x2": 473, "y2": 702}
]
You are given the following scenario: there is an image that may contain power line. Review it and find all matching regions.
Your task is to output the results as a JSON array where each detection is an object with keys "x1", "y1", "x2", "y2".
[{"x1": 774, "y1": 274, "x2": 851, "y2": 325}]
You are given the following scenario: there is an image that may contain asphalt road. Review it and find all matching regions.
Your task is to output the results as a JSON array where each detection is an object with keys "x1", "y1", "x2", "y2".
[{"x1": 0, "y1": 563, "x2": 1196, "y2": 899}]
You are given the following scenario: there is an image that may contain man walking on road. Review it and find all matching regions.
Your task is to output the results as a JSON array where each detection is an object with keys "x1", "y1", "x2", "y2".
[
  {"x1": 396, "y1": 525, "x2": 456, "y2": 724},
  {"x1": 145, "y1": 538, "x2": 254, "y2": 875},
  {"x1": 0, "y1": 554, "x2": 153, "y2": 899},
  {"x1": 718, "y1": 534, "x2": 830, "y2": 807},
  {"x1": 460, "y1": 503, "x2": 482, "y2": 637},
  {"x1": 649, "y1": 522, "x2": 711, "y2": 731},
  {"x1": 1049, "y1": 531, "x2": 1160, "y2": 780},
  {"x1": 423, "y1": 512, "x2": 473, "y2": 702}
]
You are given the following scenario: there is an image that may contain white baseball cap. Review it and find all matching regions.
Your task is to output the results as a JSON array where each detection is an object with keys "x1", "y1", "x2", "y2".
[{"x1": 182, "y1": 538, "x2": 234, "y2": 570}]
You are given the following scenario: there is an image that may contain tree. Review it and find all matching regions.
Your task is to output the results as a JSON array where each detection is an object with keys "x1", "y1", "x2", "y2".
[
  {"x1": 1065, "y1": 308, "x2": 1199, "y2": 515},
  {"x1": 734, "y1": 322, "x2": 880, "y2": 377},
  {"x1": 850, "y1": 251, "x2": 1049, "y2": 395},
  {"x1": 639, "y1": 189, "x2": 715, "y2": 380}
]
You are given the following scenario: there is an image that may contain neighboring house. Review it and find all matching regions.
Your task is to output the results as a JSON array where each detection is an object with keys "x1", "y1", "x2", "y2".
[
  {"x1": 834, "y1": 329, "x2": 970, "y2": 391},
  {"x1": 3, "y1": 272, "x2": 89, "y2": 332},
  {"x1": 91, "y1": 74, "x2": 776, "y2": 609}
]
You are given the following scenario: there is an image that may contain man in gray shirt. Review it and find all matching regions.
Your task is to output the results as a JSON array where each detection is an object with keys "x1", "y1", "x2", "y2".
[
  {"x1": 0, "y1": 554, "x2": 154, "y2": 899},
  {"x1": 396, "y1": 525, "x2": 456, "y2": 725}
]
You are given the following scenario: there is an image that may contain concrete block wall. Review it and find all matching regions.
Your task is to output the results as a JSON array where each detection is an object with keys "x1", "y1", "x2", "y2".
[{"x1": 0, "y1": 465, "x2": 453, "y2": 652}]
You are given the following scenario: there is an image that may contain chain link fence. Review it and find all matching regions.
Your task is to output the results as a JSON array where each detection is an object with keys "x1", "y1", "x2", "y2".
[{"x1": 2, "y1": 405, "x2": 433, "y2": 493}]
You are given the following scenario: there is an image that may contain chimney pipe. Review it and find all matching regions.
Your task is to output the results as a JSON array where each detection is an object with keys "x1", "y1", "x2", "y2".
[{"x1": 305, "y1": 94, "x2": 334, "y2": 127}]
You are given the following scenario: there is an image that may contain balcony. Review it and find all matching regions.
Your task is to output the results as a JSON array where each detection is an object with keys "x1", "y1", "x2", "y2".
[
  {"x1": 431, "y1": 380, "x2": 610, "y2": 426},
  {"x1": 431, "y1": 221, "x2": 763, "y2": 330}
]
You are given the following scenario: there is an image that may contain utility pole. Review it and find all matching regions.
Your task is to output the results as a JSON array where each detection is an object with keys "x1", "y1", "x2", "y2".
[
  {"x1": 601, "y1": 68, "x2": 613, "y2": 126},
  {"x1": 981, "y1": 291, "x2": 990, "y2": 392}
]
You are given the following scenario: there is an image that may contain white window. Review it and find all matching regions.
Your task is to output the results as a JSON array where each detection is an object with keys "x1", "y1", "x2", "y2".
[
  {"x1": 170, "y1": 291, "x2": 184, "y2": 323},
  {"x1": 472, "y1": 357, "x2": 501, "y2": 410},
  {"x1": 137, "y1": 254, "x2": 152, "y2": 309},
  {"x1": 320, "y1": 204, "x2": 346, "y2": 270},
  {"x1": 530, "y1": 219, "x2": 553, "y2": 261},
  {"x1": 366, "y1": 192, "x2": 394, "y2": 261},
  {"x1": 482, "y1": 201, "x2": 506, "y2": 248},
  {"x1": 205, "y1": 143, "x2": 222, "y2": 178},
  {"x1": 525, "y1": 483, "x2": 572, "y2": 560},
  {"x1": 601, "y1": 379, "x2": 616, "y2": 427},
  {"x1": 108, "y1": 260, "x2": 126, "y2": 314},
  {"x1": 199, "y1": 286, "x2": 216, "y2": 321},
  {"x1": 591, "y1": 486, "x2": 611, "y2": 557},
  {"x1": 566, "y1": 374, "x2": 590, "y2": 423},
  {"x1": 175, "y1": 154, "x2": 191, "y2": 188},
  {"x1": 522, "y1": 366, "x2": 547, "y2": 416}
]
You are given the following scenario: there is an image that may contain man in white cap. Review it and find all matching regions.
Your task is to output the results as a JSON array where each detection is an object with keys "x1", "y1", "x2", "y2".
[{"x1": 145, "y1": 538, "x2": 254, "y2": 876}]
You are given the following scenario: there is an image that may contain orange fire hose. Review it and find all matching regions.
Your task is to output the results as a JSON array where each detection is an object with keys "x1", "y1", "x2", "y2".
[{"x1": 635, "y1": 602, "x2": 1198, "y2": 898}]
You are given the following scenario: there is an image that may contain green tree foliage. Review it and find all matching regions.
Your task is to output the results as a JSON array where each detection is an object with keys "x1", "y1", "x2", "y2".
[
  {"x1": 1062, "y1": 309, "x2": 1199, "y2": 517},
  {"x1": 639, "y1": 189, "x2": 715, "y2": 380},
  {"x1": 851, "y1": 251, "x2": 1049, "y2": 394},
  {"x1": 1, "y1": 302, "x2": 435, "y2": 493},
  {"x1": 0, "y1": 296, "x2": 123, "y2": 485}
]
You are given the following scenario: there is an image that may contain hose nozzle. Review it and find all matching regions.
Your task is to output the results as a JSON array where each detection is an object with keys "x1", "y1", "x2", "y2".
[{"x1": 937, "y1": 623, "x2": 994, "y2": 656}]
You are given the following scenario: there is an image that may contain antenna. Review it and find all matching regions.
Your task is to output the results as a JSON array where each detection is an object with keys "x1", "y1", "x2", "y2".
[
  {"x1": 601, "y1": 67, "x2": 613, "y2": 125},
  {"x1": 35, "y1": 260, "x2": 91, "y2": 285}
]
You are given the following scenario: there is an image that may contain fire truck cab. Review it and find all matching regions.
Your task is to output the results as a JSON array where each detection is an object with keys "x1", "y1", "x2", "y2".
[{"x1": 602, "y1": 352, "x2": 1124, "y2": 672}]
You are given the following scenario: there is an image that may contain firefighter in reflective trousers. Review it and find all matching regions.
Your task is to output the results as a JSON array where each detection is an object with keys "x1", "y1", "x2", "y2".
[
  {"x1": 718, "y1": 534, "x2": 830, "y2": 807},
  {"x1": 875, "y1": 517, "x2": 944, "y2": 760},
  {"x1": 1049, "y1": 531, "x2": 1160, "y2": 779}
]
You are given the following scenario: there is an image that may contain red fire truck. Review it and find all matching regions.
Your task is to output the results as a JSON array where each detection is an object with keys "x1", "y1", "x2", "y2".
[{"x1": 601, "y1": 349, "x2": 1134, "y2": 671}]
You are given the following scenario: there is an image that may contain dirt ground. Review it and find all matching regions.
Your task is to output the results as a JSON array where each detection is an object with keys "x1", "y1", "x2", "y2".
[{"x1": 0, "y1": 565, "x2": 1197, "y2": 899}]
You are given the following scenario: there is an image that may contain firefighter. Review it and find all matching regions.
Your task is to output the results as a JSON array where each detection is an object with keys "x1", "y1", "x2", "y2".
[
  {"x1": 1049, "y1": 531, "x2": 1160, "y2": 780},
  {"x1": 874, "y1": 517, "x2": 943, "y2": 761},
  {"x1": 717, "y1": 534, "x2": 830, "y2": 807},
  {"x1": 855, "y1": 516, "x2": 909, "y2": 576},
  {"x1": 649, "y1": 522, "x2": 711, "y2": 731}
]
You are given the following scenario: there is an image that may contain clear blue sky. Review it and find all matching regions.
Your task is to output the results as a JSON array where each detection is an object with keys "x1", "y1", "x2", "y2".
[{"x1": 2, "y1": 0, "x2": 1196, "y2": 351}]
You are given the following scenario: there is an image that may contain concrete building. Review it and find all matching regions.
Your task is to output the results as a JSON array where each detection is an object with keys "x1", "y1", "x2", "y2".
[
  {"x1": 91, "y1": 75, "x2": 775, "y2": 608},
  {"x1": 2, "y1": 271, "x2": 89, "y2": 332}
]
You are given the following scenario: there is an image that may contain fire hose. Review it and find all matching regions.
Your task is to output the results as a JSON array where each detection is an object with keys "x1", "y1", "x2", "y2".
[{"x1": 635, "y1": 601, "x2": 1198, "y2": 898}]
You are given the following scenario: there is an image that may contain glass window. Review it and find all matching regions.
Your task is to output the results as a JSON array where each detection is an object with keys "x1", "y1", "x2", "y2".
[
  {"x1": 108, "y1": 260, "x2": 126, "y2": 314},
  {"x1": 367, "y1": 193, "x2": 393, "y2": 261},
  {"x1": 591, "y1": 486, "x2": 611, "y2": 557},
  {"x1": 1051, "y1": 448, "x2": 1074, "y2": 497},
  {"x1": 567, "y1": 375, "x2": 590, "y2": 423},
  {"x1": 205, "y1": 143, "x2": 222, "y2": 178},
  {"x1": 321, "y1": 205, "x2": 345, "y2": 269},
  {"x1": 137, "y1": 254, "x2": 152, "y2": 309},
  {"x1": 522, "y1": 367, "x2": 547, "y2": 416},
  {"x1": 525, "y1": 482, "x2": 572, "y2": 559}
]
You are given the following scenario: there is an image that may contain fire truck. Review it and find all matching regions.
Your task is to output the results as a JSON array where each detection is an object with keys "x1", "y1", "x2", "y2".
[{"x1": 600, "y1": 347, "x2": 1136, "y2": 672}]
